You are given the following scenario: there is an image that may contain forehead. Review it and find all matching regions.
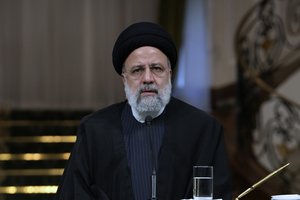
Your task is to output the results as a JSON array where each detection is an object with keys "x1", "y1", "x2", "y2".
[{"x1": 125, "y1": 46, "x2": 168, "y2": 65}]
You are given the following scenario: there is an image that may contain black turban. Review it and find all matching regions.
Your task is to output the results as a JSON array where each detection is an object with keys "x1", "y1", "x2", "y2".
[{"x1": 112, "y1": 22, "x2": 177, "y2": 75}]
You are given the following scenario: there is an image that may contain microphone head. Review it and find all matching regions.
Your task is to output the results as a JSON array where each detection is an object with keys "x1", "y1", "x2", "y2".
[{"x1": 145, "y1": 115, "x2": 153, "y2": 125}]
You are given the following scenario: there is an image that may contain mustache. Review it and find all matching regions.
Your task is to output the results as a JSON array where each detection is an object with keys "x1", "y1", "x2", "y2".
[{"x1": 139, "y1": 84, "x2": 158, "y2": 94}]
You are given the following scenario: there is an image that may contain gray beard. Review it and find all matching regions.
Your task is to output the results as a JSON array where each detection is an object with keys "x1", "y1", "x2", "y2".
[{"x1": 124, "y1": 79, "x2": 172, "y2": 119}]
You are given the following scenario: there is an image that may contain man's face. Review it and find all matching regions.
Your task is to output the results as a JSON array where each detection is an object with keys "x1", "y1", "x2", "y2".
[{"x1": 122, "y1": 46, "x2": 172, "y2": 114}]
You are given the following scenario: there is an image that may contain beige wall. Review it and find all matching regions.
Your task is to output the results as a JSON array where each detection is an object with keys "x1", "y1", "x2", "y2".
[
  {"x1": 0, "y1": 0, "x2": 159, "y2": 110},
  {"x1": 208, "y1": 0, "x2": 259, "y2": 88}
]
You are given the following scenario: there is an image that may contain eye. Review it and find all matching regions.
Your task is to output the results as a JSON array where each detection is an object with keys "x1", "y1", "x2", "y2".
[
  {"x1": 130, "y1": 66, "x2": 144, "y2": 75},
  {"x1": 150, "y1": 64, "x2": 165, "y2": 73}
]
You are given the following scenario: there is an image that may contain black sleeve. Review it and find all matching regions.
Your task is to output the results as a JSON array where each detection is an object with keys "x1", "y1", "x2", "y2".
[
  {"x1": 213, "y1": 126, "x2": 233, "y2": 200},
  {"x1": 54, "y1": 124, "x2": 110, "y2": 200}
]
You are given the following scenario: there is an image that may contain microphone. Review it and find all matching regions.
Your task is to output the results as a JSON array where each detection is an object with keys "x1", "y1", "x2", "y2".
[
  {"x1": 145, "y1": 115, "x2": 157, "y2": 200},
  {"x1": 145, "y1": 115, "x2": 152, "y2": 126}
]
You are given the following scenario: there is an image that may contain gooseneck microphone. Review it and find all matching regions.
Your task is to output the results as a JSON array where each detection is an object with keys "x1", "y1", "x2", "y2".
[
  {"x1": 145, "y1": 115, "x2": 157, "y2": 200},
  {"x1": 145, "y1": 115, "x2": 152, "y2": 126}
]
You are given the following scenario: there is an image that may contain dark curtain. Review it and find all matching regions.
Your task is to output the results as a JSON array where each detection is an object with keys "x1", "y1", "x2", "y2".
[{"x1": 158, "y1": 0, "x2": 185, "y2": 78}]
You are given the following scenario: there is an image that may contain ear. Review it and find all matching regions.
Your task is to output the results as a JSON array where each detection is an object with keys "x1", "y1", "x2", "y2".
[{"x1": 121, "y1": 74, "x2": 126, "y2": 84}]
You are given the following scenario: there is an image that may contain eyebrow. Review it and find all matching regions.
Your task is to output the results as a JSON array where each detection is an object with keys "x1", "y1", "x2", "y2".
[
  {"x1": 123, "y1": 60, "x2": 171, "y2": 71},
  {"x1": 132, "y1": 62, "x2": 164, "y2": 68}
]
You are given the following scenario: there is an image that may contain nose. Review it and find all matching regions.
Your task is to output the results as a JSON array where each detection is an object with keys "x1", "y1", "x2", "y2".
[{"x1": 142, "y1": 67, "x2": 154, "y2": 83}]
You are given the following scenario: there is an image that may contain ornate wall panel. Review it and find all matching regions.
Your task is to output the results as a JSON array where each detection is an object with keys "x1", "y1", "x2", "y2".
[{"x1": 235, "y1": 0, "x2": 300, "y2": 194}]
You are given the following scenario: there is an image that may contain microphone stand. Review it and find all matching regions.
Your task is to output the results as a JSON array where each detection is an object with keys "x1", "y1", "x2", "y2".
[{"x1": 145, "y1": 115, "x2": 158, "y2": 200}]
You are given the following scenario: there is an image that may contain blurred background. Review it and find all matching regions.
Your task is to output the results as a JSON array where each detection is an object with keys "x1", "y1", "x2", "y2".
[{"x1": 0, "y1": 0, "x2": 299, "y2": 199}]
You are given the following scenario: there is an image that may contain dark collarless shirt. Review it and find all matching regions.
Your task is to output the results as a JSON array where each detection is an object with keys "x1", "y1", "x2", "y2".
[{"x1": 121, "y1": 104, "x2": 165, "y2": 200}]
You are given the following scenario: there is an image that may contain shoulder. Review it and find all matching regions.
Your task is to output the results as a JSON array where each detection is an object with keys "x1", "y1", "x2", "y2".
[
  {"x1": 80, "y1": 101, "x2": 126, "y2": 125},
  {"x1": 166, "y1": 97, "x2": 222, "y2": 129},
  {"x1": 167, "y1": 97, "x2": 218, "y2": 123}
]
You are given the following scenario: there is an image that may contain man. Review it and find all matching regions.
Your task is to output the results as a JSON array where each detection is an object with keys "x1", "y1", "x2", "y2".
[{"x1": 55, "y1": 22, "x2": 232, "y2": 200}]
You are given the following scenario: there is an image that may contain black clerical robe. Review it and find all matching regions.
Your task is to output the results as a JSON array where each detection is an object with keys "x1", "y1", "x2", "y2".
[{"x1": 55, "y1": 97, "x2": 232, "y2": 200}]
